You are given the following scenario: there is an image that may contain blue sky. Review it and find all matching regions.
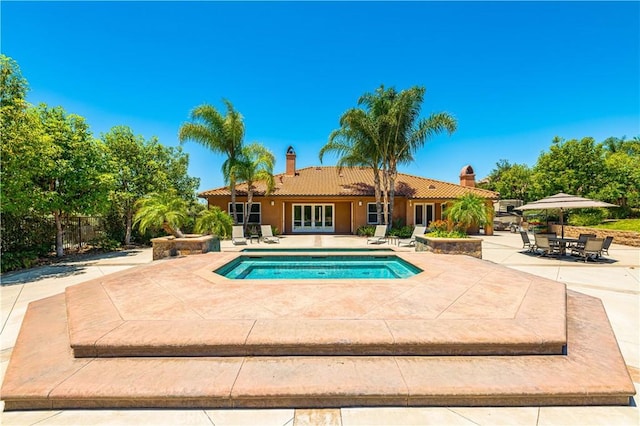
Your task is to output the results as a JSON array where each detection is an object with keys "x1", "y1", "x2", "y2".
[{"x1": 3, "y1": 1, "x2": 639, "y2": 193}]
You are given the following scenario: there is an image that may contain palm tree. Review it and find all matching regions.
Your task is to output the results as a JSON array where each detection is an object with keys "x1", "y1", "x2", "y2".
[
  {"x1": 178, "y1": 100, "x2": 244, "y2": 224},
  {"x1": 367, "y1": 86, "x2": 457, "y2": 226},
  {"x1": 194, "y1": 206, "x2": 233, "y2": 238},
  {"x1": 445, "y1": 193, "x2": 491, "y2": 234},
  {"x1": 320, "y1": 107, "x2": 387, "y2": 224},
  {"x1": 234, "y1": 143, "x2": 276, "y2": 230},
  {"x1": 133, "y1": 192, "x2": 188, "y2": 238}
]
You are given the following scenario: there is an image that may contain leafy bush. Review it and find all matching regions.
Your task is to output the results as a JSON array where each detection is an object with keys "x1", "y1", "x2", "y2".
[
  {"x1": 568, "y1": 208, "x2": 605, "y2": 226},
  {"x1": 428, "y1": 220, "x2": 448, "y2": 232},
  {"x1": 388, "y1": 225, "x2": 413, "y2": 238},
  {"x1": 429, "y1": 229, "x2": 468, "y2": 238},
  {"x1": 356, "y1": 225, "x2": 377, "y2": 237},
  {"x1": 89, "y1": 235, "x2": 121, "y2": 251}
]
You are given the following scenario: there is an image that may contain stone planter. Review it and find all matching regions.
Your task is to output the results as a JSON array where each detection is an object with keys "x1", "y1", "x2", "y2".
[
  {"x1": 415, "y1": 235, "x2": 482, "y2": 259},
  {"x1": 150, "y1": 234, "x2": 220, "y2": 261}
]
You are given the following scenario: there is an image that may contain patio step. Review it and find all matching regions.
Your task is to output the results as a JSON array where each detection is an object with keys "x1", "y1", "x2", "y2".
[
  {"x1": 1, "y1": 291, "x2": 635, "y2": 410},
  {"x1": 62, "y1": 252, "x2": 568, "y2": 358},
  {"x1": 65, "y1": 253, "x2": 566, "y2": 357}
]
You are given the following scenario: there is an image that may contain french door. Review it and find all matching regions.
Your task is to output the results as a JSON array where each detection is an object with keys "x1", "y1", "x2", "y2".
[
  {"x1": 414, "y1": 203, "x2": 435, "y2": 226},
  {"x1": 292, "y1": 204, "x2": 334, "y2": 232}
]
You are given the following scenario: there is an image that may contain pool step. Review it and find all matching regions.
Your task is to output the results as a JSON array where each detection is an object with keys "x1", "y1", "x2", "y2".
[{"x1": 1, "y1": 291, "x2": 634, "y2": 410}]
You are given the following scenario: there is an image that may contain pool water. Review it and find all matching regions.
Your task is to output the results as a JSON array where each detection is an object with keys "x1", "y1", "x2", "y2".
[
  {"x1": 216, "y1": 255, "x2": 421, "y2": 280},
  {"x1": 241, "y1": 248, "x2": 394, "y2": 252}
]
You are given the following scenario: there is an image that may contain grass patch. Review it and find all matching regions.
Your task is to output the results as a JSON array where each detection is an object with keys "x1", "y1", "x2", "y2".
[{"x1": 592, "y1": 219, "x2": 640, "y2": 232}]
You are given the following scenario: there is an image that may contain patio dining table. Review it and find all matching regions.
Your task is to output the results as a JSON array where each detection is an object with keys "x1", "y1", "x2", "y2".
[{"x1": 549, "y1": 236, "x2": 579, "y2": 256}]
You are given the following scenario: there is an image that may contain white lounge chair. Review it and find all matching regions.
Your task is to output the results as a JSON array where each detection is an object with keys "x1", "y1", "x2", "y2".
[
  {"x1": 398, "y1": 226, "x2": 426, "y2": 247},
  {"x1": 232, "y1": 226, "x2": 247, "y2": 245},
  {"x1": 367, "y1": 225, "x2": 388, "y2": 244},
  {"x1": 260, "y1": 225, "x2": 279, "y2": 243}
]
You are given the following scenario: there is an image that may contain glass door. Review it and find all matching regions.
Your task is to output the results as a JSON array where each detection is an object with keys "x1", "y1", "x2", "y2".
[{"x1": 292, "y1": 204, "x2": 335, "y2": 232}]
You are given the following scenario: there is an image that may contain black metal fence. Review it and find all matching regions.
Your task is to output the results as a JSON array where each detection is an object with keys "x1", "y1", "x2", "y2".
[{"x1": 1, "y1": 214, "x2": 106, "y2": 254}]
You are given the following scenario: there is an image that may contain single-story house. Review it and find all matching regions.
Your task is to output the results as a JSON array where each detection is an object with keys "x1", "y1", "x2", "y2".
[{"x1": 199, "y1": 147, "x2": 499, "y2": 235}]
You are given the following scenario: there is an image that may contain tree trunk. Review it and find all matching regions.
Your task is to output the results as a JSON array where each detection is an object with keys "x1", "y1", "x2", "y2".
[
  {"x1": 381, "y1": 165, "x2": 390, "y2": 226},
  {"x1": 54, "y1": 210, "x2": 64, "y2": 257},
  {"x1": 388, "y1": 161, "x2": 398, "y2": 229},
  {"x1": 230, "y1": 178, "x2": 238, "y2": 225},
  {"x1": 124, "y1": 208, "x2": 133, "y2": 246},
  {"x1": 163, "y1": 222, "x2": 184, "y2": 238},
  {"x1": 373, "y1": 168, "x2": 383, "y2": 225},
  {"x1": 244, "y1": 186, "x2": 253, "y2": 233}
]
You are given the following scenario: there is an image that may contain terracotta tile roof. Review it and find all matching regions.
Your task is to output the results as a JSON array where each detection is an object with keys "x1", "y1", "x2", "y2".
[{"x1": 199, "y1": 166, "x2": 499, "y2": 200}]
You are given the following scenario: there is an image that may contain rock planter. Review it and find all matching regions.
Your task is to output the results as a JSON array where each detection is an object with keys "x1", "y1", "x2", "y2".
[
  {"x1": 151, "y1": 234, "x2": 220, "y2": 261},
  {"x1": 415, "y1": 235, "x2": 482, "y2": 259}
]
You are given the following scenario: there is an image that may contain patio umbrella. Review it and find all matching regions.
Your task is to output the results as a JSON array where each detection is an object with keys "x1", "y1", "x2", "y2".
[{"x1": 514, "y1": 192, "x2": 617, "y2": 238}]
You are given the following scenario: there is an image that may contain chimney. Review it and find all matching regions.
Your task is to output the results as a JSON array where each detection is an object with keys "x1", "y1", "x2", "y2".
[
  {"x1": 285, "y1": 146, "x2": 296, "y2": 176},
  {"x1": 459, "y1": 165, "x2": 476, "y2": 187}
]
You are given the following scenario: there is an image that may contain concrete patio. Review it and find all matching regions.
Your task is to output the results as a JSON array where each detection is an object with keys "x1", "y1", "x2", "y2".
[{"x1": 1, "y1": 232, "x2": 638, "y2": 425}]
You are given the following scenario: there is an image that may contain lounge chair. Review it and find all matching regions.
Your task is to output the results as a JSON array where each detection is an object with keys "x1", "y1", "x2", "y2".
[
  {"x1": 533, "y1": 234, "x2": 560, "y2": 257},
  {"x1": 398, "y1": 226, "x2": 426, "y2": 247},
  {"x1": 367, "y1": 225, "x2": 387, "y2": 244},
  {"x1": 575, "y1": 238, "x2": 604, "y2": 262},
  {"x1": 260, "y1": 225, "x2": 280, "y2": 243},
  {"x1": 519, "y1": 231, "x2": 534, "y2": 252},
  {"x1": 601, "y1": 236, "x2": 613, "y2": 256},
  {"x1": 231, "y1": 226, "x2": 247, "y2": 245}
]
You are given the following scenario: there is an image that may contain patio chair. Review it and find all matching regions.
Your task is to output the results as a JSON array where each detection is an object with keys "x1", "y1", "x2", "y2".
[
  {"x1": 533, "y1": 234, "x2": 560, "y2": 257},
  {"x1": 519, "y1": 231, "x2": 534, "y2": 252},
  {"x1": 600, "y1": 236, "x2": 613, "y2": 256},
  {"x1": 367, "y1": 225, "x2": 388, "y2": 244},
  {"x1": 231, "y1": 226, "x2": 247, "y2": 245},
  {"x1": 575, "y1": 238, "x2": 604, "y2": 262},
  {"x1": 260, "y1": 225, "x2": 280, "y2": 243},
  {"x1": 398, "y1": 226, "x2": 426, "y2": 247},
  {"x1": 569, "y1": 233, "x2": 596, "y2": 255}
]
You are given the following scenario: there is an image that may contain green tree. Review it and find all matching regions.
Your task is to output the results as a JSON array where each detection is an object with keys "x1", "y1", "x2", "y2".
[
  {"x1": 323, "y1": 85, "x2": 456, "y2": 227},
  {"x1": 179, "y1": 100, "x2": 244, "y2": 224},
  {"x1": 445, "y1": 194, "x2": 491, "y2": 234},
  {"x1": 103, "y1": 126, "x2": 200, "y2": 245},
  {"x1": 321, "y1": 106, "x2": 386, "y2": 224},
  {"x1": 0, "y1": 55, "x2": 48, "y2": 216},
  {"x1": 234, "y1": 143, "x2": 276, "y2": 230},
  {"x1": 369, "y1": 85, "x2": 457, "y2": 224},
  {"x1": 479, "y1": 160, "x2": 533, "y2": 202},
  {"x1": 194, "y1": 206, "x2": 233, "y2": 238},
  {"x1": 531, "y1": 136, "x2": 607, "y2": 200},
  {"x1": 36, "y1": 105, "x2": 111, "y2": 257},
  {"x1": 133, "y1": 192, "x2": 188, "y2": 238}
]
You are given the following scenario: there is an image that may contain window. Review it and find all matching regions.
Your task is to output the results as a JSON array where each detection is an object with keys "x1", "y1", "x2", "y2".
[
  {"x1": 228, "y1": 202, "x2": 261, "y2": 224},
  {"x1": 367, "y1": 203, "x2": 390, "y2": 224}
]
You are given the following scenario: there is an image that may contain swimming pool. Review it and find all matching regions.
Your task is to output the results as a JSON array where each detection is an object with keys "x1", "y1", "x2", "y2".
[{"x1": 215, "y1": 255, "x2": 422, "y2": 280}]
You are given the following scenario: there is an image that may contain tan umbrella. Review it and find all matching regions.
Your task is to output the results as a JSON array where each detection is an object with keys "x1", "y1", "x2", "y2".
[{"x1": 515, "y1": 192, "x2": 618, "y2": 238}]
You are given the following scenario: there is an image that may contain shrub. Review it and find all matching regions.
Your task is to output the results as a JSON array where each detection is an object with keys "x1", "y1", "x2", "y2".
[
  {"x1": 568, "y1": 208, "x2": 605, "y2": 227},
  {"x1": 429, "y1": 229, "x2": 468, "y2": 238},
  {"x1": 356, "y1": 225, "x2": 377, "y2": 237},
  {"x1": 389, "y1": 225, "x2": 413, "y2": 238},
  {"x1": 428, "y1": 220, "x2": 448, "y2": 232}
]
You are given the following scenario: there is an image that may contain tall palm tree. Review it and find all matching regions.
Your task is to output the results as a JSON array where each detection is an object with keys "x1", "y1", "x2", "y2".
[
  {"x1": 367, "y1": 86, "x2": 457, "y2": 226},
  {"x1": 320, "y1": 107, "x2": 387, "y2": 224},
  {"x1": 178, "y1": 100, "x2": 244, "y2": 224},
  {"x1": 133, "y1": 192, "x2": 188, "y2": 238},
  {"x1": 234, "y1": 143, "x2": 276, "y2": 230}
]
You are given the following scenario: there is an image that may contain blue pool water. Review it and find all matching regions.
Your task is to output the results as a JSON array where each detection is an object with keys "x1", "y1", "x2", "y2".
[{"x1": 216, "y1": 255, "x2": 421, "y2": 280}]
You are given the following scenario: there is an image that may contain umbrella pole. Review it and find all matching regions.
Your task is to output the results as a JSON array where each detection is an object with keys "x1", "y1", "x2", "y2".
[{"x1": 560, "y1": 209, "x2": 564, "y2": 238}]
